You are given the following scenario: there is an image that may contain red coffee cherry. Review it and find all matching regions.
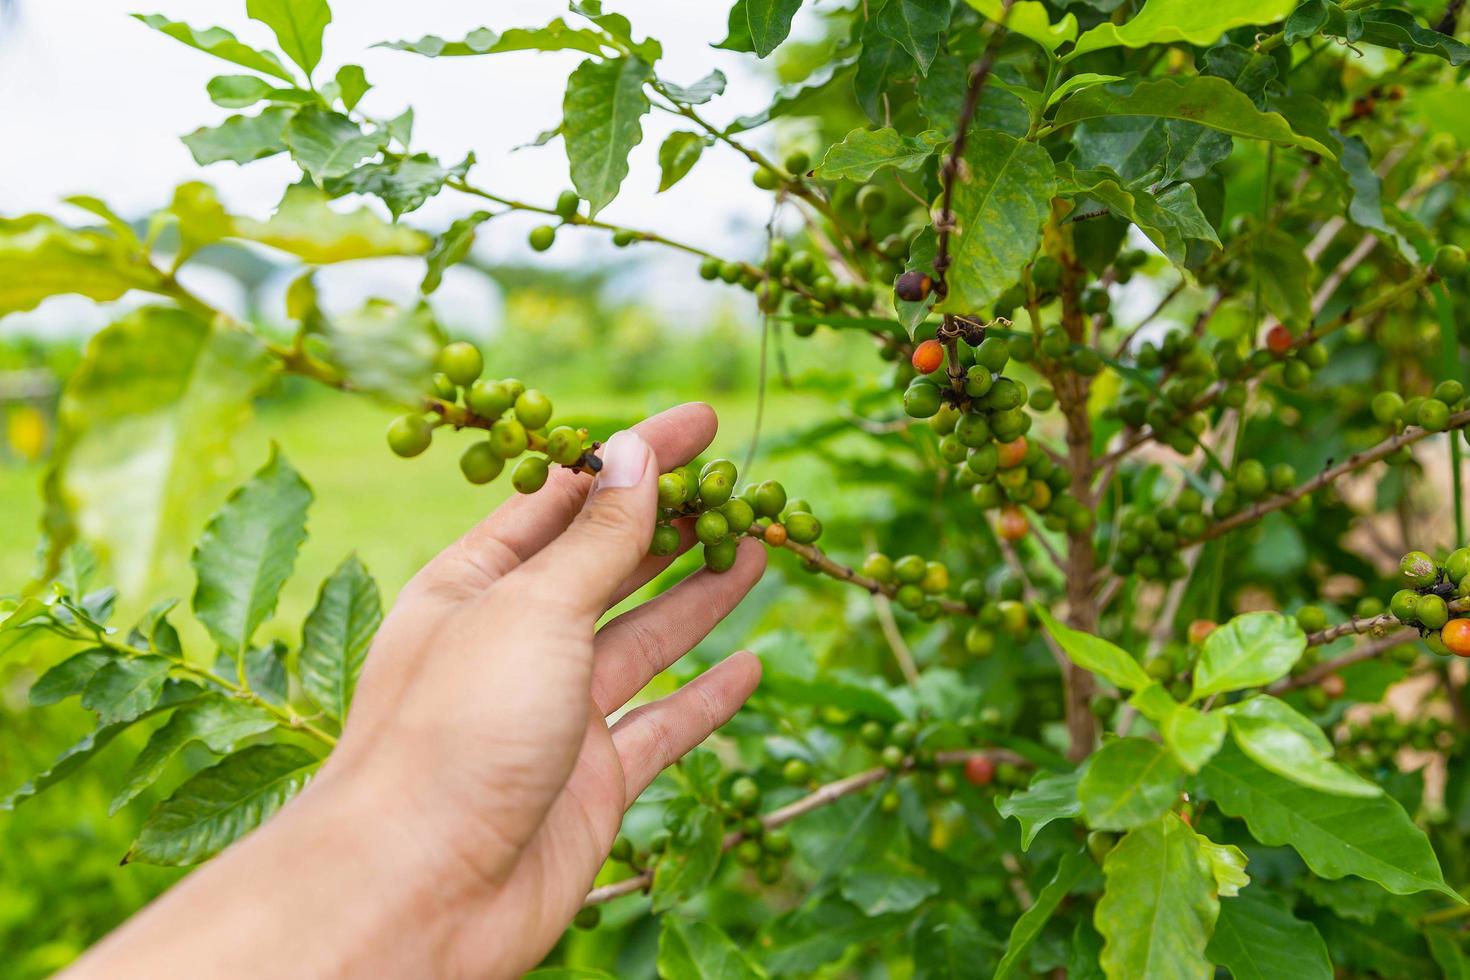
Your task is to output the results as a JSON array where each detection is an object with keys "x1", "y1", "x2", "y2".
[
  {"x1": 1265, "y1": 324, "x2": 1293, "y2": 355},
  {"x1": 964, "y1": 754, "x2": 995, "y2": 787},
  {"x1": 911, "y1": 339, "x2": 945, "y2": 374}
]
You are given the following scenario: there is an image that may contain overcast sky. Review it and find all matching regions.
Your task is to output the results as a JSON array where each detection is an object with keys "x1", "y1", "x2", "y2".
[{"x1": 0, "y1": 1, "x2": 808, "y2": 332}]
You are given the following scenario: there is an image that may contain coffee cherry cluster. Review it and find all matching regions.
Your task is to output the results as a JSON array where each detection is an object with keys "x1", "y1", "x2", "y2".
[
  {"x1": 386, "y1": 341, "x2": 596, "y2": 493},
  {"x1": 901, "y1": 335, "x2": 1086, "y2": 536},
  {"x1": 1389, "y1": 548, "x2": 1470, "y2": 655},
  {"x1": 1109, "y1": 492, "x2": 1206, "y2": 580},
  {"x1": 651, "y1": 462, "x2": 823, "y2": 573},
  {"x1": 698, "y1": 237, "x2": 877, "y2": 322},
  {"x1": 1371, "y1": 380, "x2": 1467, "y2": 434},
  {"x1": 858, "y1": 550, "x2": 954, "y2": 620},
  {"x1": 1210, "y1": 458, "x2": 1307, "y2": 523},
  {"x1": 724, "y1": 776, "x2": 793, "y2": 885}
]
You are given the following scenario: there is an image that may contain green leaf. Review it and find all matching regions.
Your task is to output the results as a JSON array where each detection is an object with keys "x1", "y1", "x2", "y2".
[
  {"x1": 1095, "y1": 814, "x2": 1218, "y2": 980},
  {"x1": 299, "y1": 554, "x2": 382, "y2": 721},
  {"x1": 657, "y1": 917, "x2": 767, "y2": 979},
  {"x1": 1079, "y1": 737, "x2": 1185, "y2": 831},
  {"x1": 746, "y1": 0, "x2": 802, "y2": 58},
  {"x1": 840, "y1": 864, "x2": 941, "y2": 915},
  {"x1": 131, "y1": 14, "x2": 296, "y2": 82},
  {"x1": 937, "y1": 130, "x2": 1056, "y2": 315},
  {"x1": 1206, "y1": 890, "x2": 1331, "y2": 980},
  {"x1": 284, "y1": 107, "x2": 388, "y2": 183},
  {"x1": 1254, "y1": 228, "x2": 1314, "y2": 329},
  {"x1": 994, "y1": 849, "x2": 1092, "y2": 979},
  {"x1": 876, "y1": 0, "x2": 951, "y2": 74},
  {"x1": 854, "y1": 19, "x2": 911, "y2": 123},
  {"x1": 895, "y1": 226, "x2": 937, "y2": 335},
  {"x1": 813, "y1": 127, "x2": 945, "y2": 182},
  {"x1": 421, "y1": 211, "x2": 491, "y2": 294},
  {"x1": 377, "y1": 21, "x2": 608, "y2": 58},
  {"x1": 1053, "y1": 77, "x2": 1337, "y2": 159},
  {"x1": 128, "y1": 743, "x2": 317, "y2": 866},
  {"x1": 1047, "y1": 73, "x2": 1123, "y2": 108},
  {"x1": 80, "y1": 656, "x2": 173, "y2": 725},
  {"x1": 326, "y1": 152, "x2": 472, "y2": 219},
  {"x1": 109, "y1": 697, "x2": 279, "y2": 814},
  {"x1": 1190, "y1": 612, "x2": 1305, "y2": 700},
  {"x1": 182, "y1": 107, "x2": 295, "y2": 166},
  {"x1": 0, "y1": 214, "x2": 162, "y2": 316},
  {"x1": 46, "y1": 306, "x2": 272, "y2": 592},
  {"x1": 1428, "y1": 929, "x2": 1470, "y2": 980},
  {"x1": 661, "y1": 70, "x2": 726, "y2": 105},
  {"x1": 1070, "y1": 0, "x2": 1298, "y2": 57},
  {"x1": 234, "y1": 185, "x2": 431, "y2": 262},
  {"x1": 1224, "y1": 695, "x2": 1380, "y2": 797},
  {"x1": 1335, "y1": 132, "x2": 1390, "y2": 237},
  {"x1": 1128, "y1": 684, "x2": 1226, "y2": 774},
  {"x1": 1323, "y1": 7, "x2": 1469, "y2": 65},
  {"x1": 657, "y1": 131, "x2": 707, "y2": 192},
  {"x1": 1034, "y1": 605, "x2": 1151, "y2": 692},
  {"x1": 650, "y1": 802, "x2": 725, "y2": 912},
  {"x1": 1194, "y1": 832, "x2": 1249, "y2": 897},
  {"x1": 1, "y1": 682, "x2": 200, "y2": 809},
  {"x1": 245, "y1": 0, "x2": 331, "y2": 77},
  {"x1": 1057, "y1": 164, "x2": 1217, "y2": 266},
  {"x1": 915, "y1": 904, "x2": 1002, "y2": 978},
  {"x1": 207, "y1": 74, "x2": 276, "y2": 108},
  {"x1": 714, "y1": 0, "x2": 754, "y2": 52},
  {"x1": 168, "y1": 182, "x2": 236, "y2": 261},
  {"x1": 333, "y1": 64, "x2": 370, "y2": 109},
  {"x1": 29, "y1": 648, "x2": 114, "y2": 706},
  {"x1": 963, "y1": 0, "x2": 1078, "y2": 53},
  {"x1": 192, "y1": 449, "x2": 313, "y2": 661},
  {"x1": 727, "y1": 55, "x2": 856, "y2": 133},
  {"x1": 996, "y1": 769, "x2": 1082, "y2": 850},
  {"x1": 562, "y1": 56, "x2": 653, "y2": 218},
  {"x1": 1200, "y1": 742, "x2": 1461, "y2": 900},
  {"x1": 1284, "y1": 0, "x2": 1328, "y2": 44},
  {"x1": 317, "y1": 300, "x2": 443, "y2": 403},
  {"x1": 569, "y1": 2, "x2": 662, "y2": 63}
]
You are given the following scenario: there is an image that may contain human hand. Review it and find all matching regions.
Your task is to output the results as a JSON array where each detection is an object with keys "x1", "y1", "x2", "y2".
[{"x1": 68, "y1": 402, "x2": 766, "y2": 979}]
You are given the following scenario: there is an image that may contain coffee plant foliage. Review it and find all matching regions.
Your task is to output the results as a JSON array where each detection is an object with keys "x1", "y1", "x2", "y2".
[{"x1": 4, "y1": 0, "x2": 1470, "y2": 974}]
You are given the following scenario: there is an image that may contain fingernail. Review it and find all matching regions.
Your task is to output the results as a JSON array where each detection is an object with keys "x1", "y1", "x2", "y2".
[{"x1": 597, "y1": 430, "x2": 650, "y2": 489}]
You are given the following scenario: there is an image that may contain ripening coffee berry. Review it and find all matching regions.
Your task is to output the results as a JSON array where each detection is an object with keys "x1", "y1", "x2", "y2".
[
  {"x1": 490, "y1": 417, "x2": 529, "y2": 458},
  {"x1": 996, "y1": 437, "x2": 1028, "y2": 470},
  {"x1": 1401, "y1": 550, "x2": 1439, "y2": 589},
  {"x1": 438, "y1": 341, "x2": 484, "y2": 386},
  {"x1": 964, "y1": 623, "x2": 995, "y2": 656},
  {"x1": 1265, "y1": 324, "x2": 1293, "y2": 355},
  {"x1": 386, "y1": 414, "x2": 433, "y2": 457},
  {"x1": 785, "y1": 511, "x2": 822, "y2": 544},
  {"x1": 459, "y1": 442, "x2": 505, "y2": 484},
  {"x1": 752, "y1": 480, "x2": 788, "y2": 518},
  {"x1": 658, "y1": 471, "x2": 689, "y2": 509},
  {"x1": 649, "y1": 524, "x2": 682, "y2": 557},
  {"x1": 894, "y1": 270, "x2": 933, "y2": 303},
  {"x1": 528, "y1": 225, "x2": 556, "y2": 252},
  {"x1": 705, "y1": 536, "x2": 739, "y2": 572},
  {"x1": 1320, "y1": 673, "x2": 1346, "y2": 699},
  {"x1": 1187, "y1": 619, "x2": 1217, "y2": 645},
  {"x1": 511, "y1": 455, "x2": 550, "y2": 493},
  {"x1": 696, "y1": 510, "x2": 730, "y2": 545},
  {"x1": 1442, "y1": 619, "x2": 1470, "y2": 656},
  {"x1": 964, "y1": 754, "x2": 995, "y2": 787},
  {"x1": 998, "y1": 506, "x2": 1028, "y2": 541},
  {"x1": 911, "y1": 338, "x2": 945, "y2": 374},
  {"x1": 763, "y1": 522, "x2": 788, "y2": 546}
]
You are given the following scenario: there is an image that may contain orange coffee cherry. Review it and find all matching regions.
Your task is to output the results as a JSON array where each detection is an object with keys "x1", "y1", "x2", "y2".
[
  {"x1": 1442, "y1": 619, "x2": 1470, "y2": 657},
  {"x1": 911, "y1": 338, "x2": 945, "y2": 374},
  {"x1": 998, "y1": 506, "x2": 1028, "y2": 541},
  {"x1": 996, "y1": 437, "x2": 1028, "y2": 469},
  {"x1": 1265, "y1": 324, "x2": 1293, "y2": 355}
]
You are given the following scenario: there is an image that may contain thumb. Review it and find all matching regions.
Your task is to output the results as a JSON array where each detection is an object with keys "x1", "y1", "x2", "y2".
[{"x1": 510, "y1": 429, "x2": 659, "y2": 619}]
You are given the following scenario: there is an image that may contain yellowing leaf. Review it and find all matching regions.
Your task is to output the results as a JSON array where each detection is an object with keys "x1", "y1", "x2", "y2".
[{"x1": 234, "y1": 186, "x2": 430, "y2": 263}]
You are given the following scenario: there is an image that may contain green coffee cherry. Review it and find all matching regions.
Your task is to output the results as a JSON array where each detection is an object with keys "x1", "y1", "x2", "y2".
[
  {"x1": 904, "y1": 381, "x2": 943, "y2": 419},
  {"x1": 729, "y1": 776, "x2": 761, "y2": 812},
  {"x1": 699, "y1": 471, "x2": 735, "y2": 508},
  {"x1": 437, "y1": 341, "x2": 483, "y2": 387},
  {"x1": 705, "y1": 537, "x2": 739, "y2": 572},
  {"x1": 856, "y1": 185, "x2": 886, "y2": 215},
  {"x1": 1295, "y1": 605, "x2": 1328, "y2": 633},
  {"x1": 545, "y1": 426, "x2": 584, "y2": 465},
  {"x1": 1446, "y1": 548, "x2": 1470, "y2": 583},
  {"x1": 459, "y1": 442, "x2": 504, "y2": 484},
  {"x1": 573, "y1": 905, "x2": 601, "y2": 930},
  {"x1": 880, "y1": 745, "x2": 905, "y2": 769},
  {"x1": 965, "y1": 624, "x2": 995, "y2": 656},
  {"x1": 1419, "y1": 594, "x2": 1450, "y2": 630},
  {"x1": 511, "y1": 455, "x2": 550, "y2": 493},
  {"x1": 386, "y1": 414, "x2": 433, "y2": 457},
  {"x1": 752, "y1": 480, "x2": 787, "y2": 518},
  {"x1": 1390, "y1": 589, "x2": 1421, "y2": 622},
  {"x1": 696, "y1": 510, "x2": 730, "y2": 545},
  {"x1": 528, "y1": 225, "x2": 556, "y2": 252},
  {"x1": 860, "y1": 720, "x2": 887, "y2": 747},
  {"x1": 862, "y1": 552, "x2": 895, "y2": 583},
  {"x1": 1417, "y1": 398, "x2": 1451, "y2": 431},
  {"x1": 658, "y1": 471, "x2": 689, "y2": 509},
  {"x1": 554, "y1": 190, "x2": 580, "y2": 220},
  {"x1": 468, "y1": 380, "x2": 514, "y2": 419},
  {"x1": 699, "y1": 256, "x2": 721, "y2": 280},
  {"x1": 514, "y1": 390, "x2": 553, "y2": 429},
  {"x1": 894, "y1": 554, "x2": 927, "y2": 584},
  {"x1": 490, "y1": 418, "x2": 529, "y2": 458},
  {"x1": 1434, "y1": 244, "x2": 1468, "y2": 277},
  {"x1": 762, "y1": 828, "x2": 793, "y2": 856},
  {"x1": 719, "y1": 498, "x2": 756, "y2": 534},
  {"x1": 432, "y1": 373, "x2": 457, "y2": 400},
  {"x1": 649, "y1": 524, "x2": 682, "y2": 557},
  {"x1": 1401, "y1": 550, "x2": 1439, "y2": 589},
  {"x1": 782, "y1": 759, "x2": 811, "y2": 785},
  {"x1": 785, "y1": 511, "x2": 822, "y2": 544}
]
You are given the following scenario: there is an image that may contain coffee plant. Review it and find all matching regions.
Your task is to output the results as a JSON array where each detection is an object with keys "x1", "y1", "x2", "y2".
[{"x1": 4, "y1": 0, "x2": 1470, "y2": 974}]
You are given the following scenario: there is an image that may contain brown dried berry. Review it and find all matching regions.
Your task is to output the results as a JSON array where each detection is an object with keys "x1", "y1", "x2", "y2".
[{"x1": 895, "y1": 270, "x2": 933, "y2": 303}]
